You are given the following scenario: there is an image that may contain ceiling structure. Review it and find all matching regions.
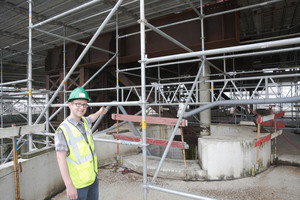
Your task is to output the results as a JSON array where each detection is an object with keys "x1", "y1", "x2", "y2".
[{"x1": 0, "y1": 0, "x2": 299, "y2": 89}]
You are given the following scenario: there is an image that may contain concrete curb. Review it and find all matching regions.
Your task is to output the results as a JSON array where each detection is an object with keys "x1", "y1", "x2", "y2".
[{"x1": 122, "y1": 154, "x2": 207, "y2": 180}]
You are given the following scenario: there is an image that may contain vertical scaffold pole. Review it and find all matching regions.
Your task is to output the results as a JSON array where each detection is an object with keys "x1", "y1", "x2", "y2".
[
  {"x1": 116, "y1": 10, "x2": 120, "y2": 162},
  {"x1": 200, "y1": 0, "x2": 205, "y2": 52},
  {"x1": 139, "y1": 0, "x2": 148, "y2": 199},
  {"x1": 45, "y1": 93, "x2": 49, "y2": 147},
  {"x1": 63, "y1": 27, "x2": 67, "y2": 119},
  {"x1": 0, "y1": 49, "x2": 3, "y2": 163},
  {"x1": 256, "y1": 122, "x2": 261, "y2": 169},
  {"x1": 200, "y1": 0, "x2": 206, "y2": 76},
  {"x1": 116, "y1": 10, "x2": 120, "y2": 104},
  {"x1": 1, "y1": 49, "x2": 3, "y2": 128},
  {"x1": 28, "y1": 0, "x2": 33, "y2": 151}
]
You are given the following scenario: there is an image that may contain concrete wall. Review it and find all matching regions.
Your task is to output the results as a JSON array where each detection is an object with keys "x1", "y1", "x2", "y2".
[
  {"x1": 198, "y1": 124, "x2": 271, "y2": 180},
  {"x1": 0, "y1": 148, "x2": 64, "y2": 200},
  {"x1": 94, "y1": 133, "x2": 139, "y2": 165},
  {"x1": 146, "y1": 125, "x2": 183, "y2": 159}
]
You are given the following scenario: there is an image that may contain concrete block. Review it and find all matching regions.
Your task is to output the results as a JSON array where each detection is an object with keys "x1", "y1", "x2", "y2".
[
  {"x1": 21, "y1": 146, "x2": 55, "y2": 159},
  {"x1": 199, "y1": 124, "x2": 271, "y2": 180},
  {"x1": 122, "y1": 155, "x2": 206, "y2": 180}
]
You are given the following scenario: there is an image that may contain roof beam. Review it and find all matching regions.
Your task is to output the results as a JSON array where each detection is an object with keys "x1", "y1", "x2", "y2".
[
  {"x1": 0, "y1": 1, "x2": 93, "y2": 37},
  {"x1": 0, "y1": 30, "x2": 56, "y2": 49},
  {"x1": 181, "y1": 0, "x2": 201, "y2": 17},
  {"x1": 103, "y1": 0, "x2": 139, "y2": 20},
  {"x1": 1, "y1": 47, "x2": 46, "y2": 60}
]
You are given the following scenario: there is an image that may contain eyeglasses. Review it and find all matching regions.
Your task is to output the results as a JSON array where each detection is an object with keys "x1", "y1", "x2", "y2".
[{"x1": 72, "y1": 102, "x2": 89, "y2": 108}]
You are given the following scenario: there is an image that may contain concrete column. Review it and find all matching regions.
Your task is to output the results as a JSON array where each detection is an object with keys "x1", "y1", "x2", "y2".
[{"x1": 199, "y1": 61, "x2": 211, "y2": 136}]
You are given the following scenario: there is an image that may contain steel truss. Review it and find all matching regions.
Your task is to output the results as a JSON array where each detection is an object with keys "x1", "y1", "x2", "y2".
[{"x1": 0, "y1": 0, "x2": 300, "y2": 200}]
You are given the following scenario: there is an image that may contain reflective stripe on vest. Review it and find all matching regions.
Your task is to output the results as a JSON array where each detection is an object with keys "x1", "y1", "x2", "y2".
[{"x1": 60, "y1": 122, "x2": 95, "y2": 165}]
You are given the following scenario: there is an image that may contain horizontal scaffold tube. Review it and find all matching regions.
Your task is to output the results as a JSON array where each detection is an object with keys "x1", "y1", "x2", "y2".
[
  {"x1": 146, "y1": 37, "x2": 300, "y2": 64},
  {"x1": 50, "y1": 101, "x2": 140, "y2": 107},
  {"x1": 183, "y1": 96, "x2": 300, "y2": 118},
  {"x1": 31, "y1": 0, "x2": 102, "y2": 28},
  {"x1": 148, "y1": 185, "x2": 216, "y2": 200},
  {"x1": 32, "y1": 132, "x2": 143, "y2": 147},
  {"x1": 93, "y1": 137, "x2": 142, "y2": 147},
  {"x1": 0, "y1": 79, "x2": 28, "y2": 86}
]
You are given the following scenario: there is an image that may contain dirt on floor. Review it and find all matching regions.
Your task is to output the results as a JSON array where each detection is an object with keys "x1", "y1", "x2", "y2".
[{"x1": 52, "y1": 164, "x2": 300, "y2": 200}]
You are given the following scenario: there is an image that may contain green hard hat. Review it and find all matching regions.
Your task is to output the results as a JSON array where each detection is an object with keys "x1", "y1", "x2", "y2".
[{"x1": 67, "y1": 87, "x2": 90, "y2": 102}]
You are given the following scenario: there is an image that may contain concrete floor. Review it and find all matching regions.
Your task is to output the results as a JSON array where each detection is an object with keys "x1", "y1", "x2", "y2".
[
  {"x1": 276, "y1": 129, "x2": 300, "y2": 165},
  {"x1": 51, "y1": 129, "x2": 300, "y2": 200}
]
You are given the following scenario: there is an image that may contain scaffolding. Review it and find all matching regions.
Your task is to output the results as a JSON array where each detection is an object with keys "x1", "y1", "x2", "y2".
[{"x1": 1, "y1": 0, "x2": 300, "y2": 199}]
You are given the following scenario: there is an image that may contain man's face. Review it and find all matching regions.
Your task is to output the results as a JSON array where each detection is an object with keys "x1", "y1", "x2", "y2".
[{"x1": 68, "y1": 99, "x2": 88, "y2": 119}]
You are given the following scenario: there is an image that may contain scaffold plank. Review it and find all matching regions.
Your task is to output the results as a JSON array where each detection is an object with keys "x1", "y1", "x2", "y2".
[
  {"x1": 0, "y1": 124, "x2": 45, "y2": 139},
  {"x1": 254, "y1": 130, "x2": 283, "y2": 147},
  {"x1": 113, "y1": 134, "x2": 189, "y2": 149},
  {"x1": 257, "y1": 112, "x2": 285, "y2": 124},
  {"x1": 261, "y1": 122, "x2": 285, "y2": 127},
  {"x1": 111, "y1": 114, "x2": 188, "y2": 127}
]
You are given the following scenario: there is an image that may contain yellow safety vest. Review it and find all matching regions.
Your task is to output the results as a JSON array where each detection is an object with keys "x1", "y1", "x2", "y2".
[{"x1": 57, "y1": 117, "x2": 98, "y2": 189}]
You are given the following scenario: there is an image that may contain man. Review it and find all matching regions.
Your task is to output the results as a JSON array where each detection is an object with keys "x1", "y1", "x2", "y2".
[{"x1": 55, "y1": 87, "x2": 107, "y2": 200}]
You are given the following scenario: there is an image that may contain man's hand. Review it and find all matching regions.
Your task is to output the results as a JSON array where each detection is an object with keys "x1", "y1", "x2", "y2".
[
  {"x1": 66, "y1": 183, "x2": 78, "y2": 200},
  {"x1": 89, "y1": 106, "x2": 108, "y2": 123},
  {"x1": 99, "y1": 106, "x2": 108, "y2": 115}
]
